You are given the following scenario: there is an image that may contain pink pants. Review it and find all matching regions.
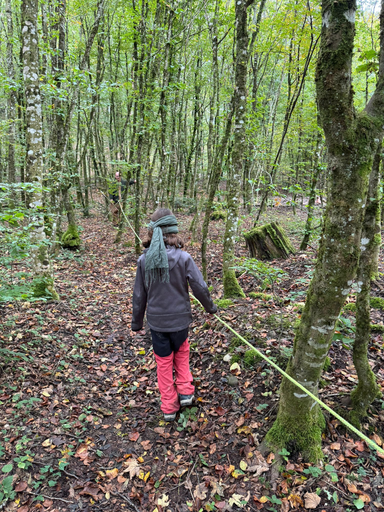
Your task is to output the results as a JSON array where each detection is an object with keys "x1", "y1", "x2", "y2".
[{"x1": 154, "y1": 339, "x2": 195, "y2": 414}]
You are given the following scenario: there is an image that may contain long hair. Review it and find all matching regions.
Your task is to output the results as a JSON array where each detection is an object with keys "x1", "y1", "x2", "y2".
[{"x1": 142, "y1": 208, "x2": 185, "y2": 249}]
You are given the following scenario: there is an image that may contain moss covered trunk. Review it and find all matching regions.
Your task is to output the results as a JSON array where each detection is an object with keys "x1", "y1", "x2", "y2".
[
  {"x1": 244, "y1": 222, "x2": 295, "y2": 260},
  {"x1": 350, "y1": 146, "x2": 382, "y2": 425},
  {"x1": 22, "y1": 0, "x2": 59, "y2": 300},
  {"x1": 266, "y1": 0, "x2": 384, "y2": 461},
  {"x1": 61, "y1": 187, "x2": 81, "y2": 250},
  {"x1": 222, "y1": 0, "x2": 254, "y2": 298}
]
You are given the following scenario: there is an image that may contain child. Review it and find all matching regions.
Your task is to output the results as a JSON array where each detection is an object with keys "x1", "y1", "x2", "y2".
[{"x1": 131, "y1": 208, "x2": 217, "y2": 421}]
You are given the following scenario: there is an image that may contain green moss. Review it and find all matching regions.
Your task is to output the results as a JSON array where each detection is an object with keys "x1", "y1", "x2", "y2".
[
  {"x1": 215, "y1": 299, "x2": 234, "y2": 309},
  {"x1": 31, "y1": 277, "x2": 59, "y2": 300},
  {"x1": 373, "y1": 233, "x2": 382, "y2": 246},
  {"x1": 229, "y1": 337, "x2": 245, "y2": 351},
  {"x1": 61, "y1": 224, "x2": 81, "y2": 250},
  {"x1": 319, "y1": 379, "x2": 327, "y2": 389},
  {"x1": 231, "y1": 353, "x2": 241, "y2": 365},
  {"x1": 344, "y1": 303, "x2": 356, "y2": 312},
  {"x1": 223, "y1": 269, "x2": 245, "y2": 299},
  {"x1": 370, "y1": 324, "x2": 384, "y2": 333},
  {"x1": 370, "y1": 296, "x2": 384, "y2": 310},
  {"x1": 265, "y1": 411, "x2": 325, "y2": 463},
  {"x1": 210, "y1": 210, "x2": 226, "y2": 221},
  {"x1": 249, "y1": 292, "x2": 273, "y2": 301},
  {"x1": 244, "y1": 349, "x2": 263, "y2": 368},
  {"x1": 323, "y1": 356, "x2": 331, "y2": 372},
  {"x1": 244, "y1": 221, "x2": 295, "y2": 260}
]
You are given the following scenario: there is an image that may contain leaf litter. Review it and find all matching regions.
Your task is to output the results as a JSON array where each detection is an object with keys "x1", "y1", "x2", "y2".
[{"x1": 0, "y1": 204, "x2": 383, "y2": 511}]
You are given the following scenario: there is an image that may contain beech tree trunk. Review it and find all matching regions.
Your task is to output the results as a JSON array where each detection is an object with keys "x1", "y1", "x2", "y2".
[
  {"x1": 266, "y1": 0, "x2": 384, "y2": 461},
  {"x1": 222, "y1": 0, "x2": 254, "y2": 299},
  {"x1": 350, "y1": 146, "x2": 382, "y2": 425},
  {"x1": 22, "y1": 0, "x2": 59, "y2": 299}
]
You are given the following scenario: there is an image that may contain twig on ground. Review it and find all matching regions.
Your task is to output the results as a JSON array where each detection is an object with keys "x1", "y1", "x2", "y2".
[
  {"x1": 25, "y1": 491, "x2": 73, "y2": 503},
  {"x1": 113, "y1": 491, "x2": 141, "y2": 512}
]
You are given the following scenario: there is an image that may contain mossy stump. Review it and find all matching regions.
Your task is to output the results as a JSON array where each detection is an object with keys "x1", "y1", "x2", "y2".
[
  {"x1": 61, "y1": 224, "x2": 81, "y2": 250},
  {"x1": 244, "y1": 222, "x2": 295, "y2": 260}
]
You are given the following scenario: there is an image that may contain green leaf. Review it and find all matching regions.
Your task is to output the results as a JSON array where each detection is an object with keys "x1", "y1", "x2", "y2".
[
  {"x1": 2, "y1": 464, "x2": 13, "y2": 473},
  {"x1": 353, "y1": 498, "x2": 365, "y2": 510}
]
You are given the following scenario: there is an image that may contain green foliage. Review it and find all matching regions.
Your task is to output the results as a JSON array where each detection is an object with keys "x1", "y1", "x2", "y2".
[
  {"x1": 323, "y1": 356, "x2": 331, "y2": 372},
  {"x1": 370, "y1": 296, "x2": 384, "y2": 310},
  {"x1": 177, "y1": 407, "x2": 198, "y2": 431},
  {"x1": 215, "y1": 298, "x2": 233, "y2": 309},
  {"x1": 243, "y1": 349, "x2": 263, "y2": 368},
  {"x1": 232, "y1": 258, "x2": 288, "y2": 293},
  {"x1": 0, "y1": 475, "x2": 15, "y2": 505},
  {"x1": 210, "y1": 210, "x2": 226, "y2": 221},
  {"x1": 249, "y1": 291, "x2": 273, "y2": 301},
  {"x1": 333, "y1": 314, "x2": 356, "y2": 348},
  {"x1": 344, "y1": 302, "x2": 356, "y2": 312},
  {"x1": 370, "y1": 324, "x2": 384, "y2": 333}
]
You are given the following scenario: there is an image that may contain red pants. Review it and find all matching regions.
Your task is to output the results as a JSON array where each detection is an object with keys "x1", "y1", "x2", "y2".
[{"x1": 154, "y1": 339, "x2": 195, "y2": 414}]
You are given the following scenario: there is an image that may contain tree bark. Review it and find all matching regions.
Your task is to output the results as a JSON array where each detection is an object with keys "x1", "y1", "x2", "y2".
[
  {"x1": 350, "y1": 146, "x2": 382, "y2": 425},
  {"x1": 22, "y1": 0, "x2": 59, "y2": 299},
  {"x1": 222, "y1": 0, "x2": 254, "y2": 299},
  {"x1": 265, "y1": 0, "x2": 384, "y2": 461}
]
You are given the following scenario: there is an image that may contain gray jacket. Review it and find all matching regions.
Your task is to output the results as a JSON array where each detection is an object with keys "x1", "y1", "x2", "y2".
[{"x1": 131, "y1": 247, "x2": 217, "y2": 332}]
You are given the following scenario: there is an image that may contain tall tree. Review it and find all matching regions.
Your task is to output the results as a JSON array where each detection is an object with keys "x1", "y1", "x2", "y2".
[
  {"x1": 265, "y1": 0, "x2": 384, "y2": 461},
  {"x1": 222, "y1": 0, "x2": 254, "y2": 298},
  {"x1": 21, "y1": 0, "x2": 59, "y2": 299}
]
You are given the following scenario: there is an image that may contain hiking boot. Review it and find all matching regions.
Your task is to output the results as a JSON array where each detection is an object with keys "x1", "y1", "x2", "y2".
[
  {"x1": 163, "y1": 411, "x2": 177, "y2": 422},
  {"x1": 179, "y1": 394, "x2": 194, "y2": 407}
]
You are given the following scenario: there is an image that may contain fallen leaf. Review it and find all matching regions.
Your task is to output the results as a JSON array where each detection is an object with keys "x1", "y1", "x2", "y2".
[
  {"x1": 259, "y1": 496, "x2": 269, "y2": 503},
  {"x1": 210, "y1": 479, "x2": 226, "y2": 497},
  {"x1": 330, "y1": 442, "x2": 340, "y2": 450},
  {"x1": 158, "y1": 494, "x2": 170, "y2": 507},
  {"x1": 229, "y1": 492, "x2": 250, "y2": 508},
  {"x1": 288, "y1": 494, "x2": 304, "y2": 507},
  {"x1": 371, "y1": 433, "x2": 382, "y2": 446},
  {"x1": 240, "y1": 460, "x2": 247, "y2": 471},
  {"x1": 215, "y1": 406, "x2": 227, "y2": 416},
  {"x1": 42, "y1": 439, "x2": 52, "y2": 447},
  {"x1": 347, "y1": 482, "x2": 358, "y2": 493},
  {"x1": 122, "y1": 458, "x2": 141, "y2": 479},
  {"x1": 266, "y1": 452, "x2": 275, "y2": 464},
  {"x1": 141, "y1": 440, "x2": 152, "y2": 450},
  {"x1": 15, "y1": 481, "x2": 28, "y2": 492},
  {"x1": 304, "y1": 492, "x2": 321, "y2": 509},
  {"x1": 194, "y1": 482, "x2": 208, "y2": 500},
  {"x1": 106, "y1": 468, "x2": 119, "y2": 480},
  {"x1": 358, "y1": 493, "x2": 371, "y2": 503},
  {"x1": 79, "y1": 482, "x2": 101, "y2": 501},
  {"x1": 237, "y1": 425, "x2": 252, "y2": 435},
  {"x1": 129, "y1": 431, "x2": 140, "y2": 442}
]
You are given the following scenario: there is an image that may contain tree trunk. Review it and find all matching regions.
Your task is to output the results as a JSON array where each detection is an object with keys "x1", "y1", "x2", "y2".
[
  {"x1": 222, "y1": 0, "x2": 254, "y2": 299},
  {"x1": 350, "y1": 146, "x2": 382, "y2": 425},
  {"x1": 22, "y1": 0, "x2": 59, "y2": 299},
  {"x1": 6, "y1": 0, "x2": 17, "y2": 196},
  {"x1": 244, "y1": 222, "x2": 295, "y2": 260},
  {"x1": 265, "y1": 0, "x2": 384, "y2": 461}
]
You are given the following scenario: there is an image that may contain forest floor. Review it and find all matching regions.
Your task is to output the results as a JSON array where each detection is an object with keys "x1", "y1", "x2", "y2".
[{"x1": 1, "y1": 199, "x2": 384, "y2": 512}]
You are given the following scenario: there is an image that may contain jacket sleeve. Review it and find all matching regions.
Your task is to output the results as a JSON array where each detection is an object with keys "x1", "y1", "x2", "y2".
[
  {"x1": 131, "y1": 258, "x2": 147, "y2": 331},
  {"x1": 186, "y1": 255, "x2": 217, "y2": 314}
]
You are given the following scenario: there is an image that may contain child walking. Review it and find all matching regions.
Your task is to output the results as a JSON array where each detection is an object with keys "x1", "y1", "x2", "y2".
[{"x1": 131, "y1": 208, "x2": 217, "y2": 421}]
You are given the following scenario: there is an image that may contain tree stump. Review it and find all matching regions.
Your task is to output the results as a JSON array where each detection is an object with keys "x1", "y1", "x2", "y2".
[{"x1": 244, "y1": 222, "x2": 295, "y2": 260}]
